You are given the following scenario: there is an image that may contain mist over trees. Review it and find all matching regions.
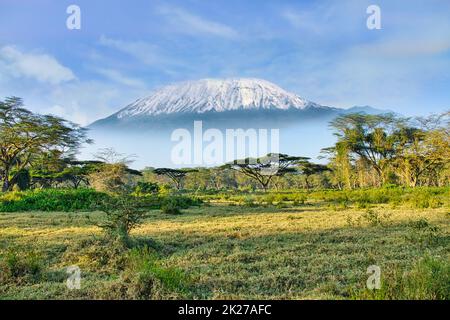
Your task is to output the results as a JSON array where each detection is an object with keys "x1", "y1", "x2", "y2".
[{"x1": 0, "y1": 97, "x2": 448, "y2": 193}]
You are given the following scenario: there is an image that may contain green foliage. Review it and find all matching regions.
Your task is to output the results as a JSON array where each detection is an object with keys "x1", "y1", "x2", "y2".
[
  {"x1": 240, "y1": 196, "x2": 257, "y2": 207},
  {"x1": 134, "y1": 181, "x2": 159, "y2": 196},
  {"x1": 0, "y1": 188, "x2": 109, "y2": 212},
  {"x1": 127, "y1": 247, "x2": 188, "y2": 291},
  {"x1": 309, "y1": 186, "x2": 449, "y2": 208},
  {"x1": 160, "y1": 196, "x2": 201, "y2": 214},
  {"x1": 11, "y1": 169, "x2": 31, "y2": 191},
  {"x1": 192, "y1": 186, "x2": 449, "y2": 211},
  {"x1": 223, "y1": 153, "x2": 309, "y2": 191},
  {"x1": 96, "y1": 195, "x2": 148, "y2": 244},
  {"x1": 161, "y1": 198, "x2": 182, "y2": 215},
  {"x1": 0, "y1": 97, "x2": 91, "y2": 192}
]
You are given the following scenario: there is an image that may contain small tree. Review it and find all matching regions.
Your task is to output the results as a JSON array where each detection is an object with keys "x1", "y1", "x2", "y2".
[
  {"x1": 223, "y1": 153, "x2": 308, "y2": 191},
  {"x1": 97, "y1": 195, "x2": 147, "y2": 246}
]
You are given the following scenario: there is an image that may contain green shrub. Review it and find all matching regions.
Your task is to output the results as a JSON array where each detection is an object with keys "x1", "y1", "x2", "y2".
[
  {"x1": 0, "y1": 188, "x2": 203, "y2": 213},
  {"x1": 97, "y1": 195, "x2": 148, "y2": 245},
  {"x1": 292, "y1": 193, "x2": 307, "y2": 205},
  {"x1": 160, "y1": 195, "x2": 200, "y2": 214},
  {"x1": 134, "y1": 181, "x2": 159, "y2": 196},
  {"x1": 0, "y1": 189, "x2": 109, "y2": 212},
  {"x1": 263, "y1": 194, "x2": 276, "y2": 205},
  {"x1": 161, "y1": 198, "x2": 182, "y2": 215}
]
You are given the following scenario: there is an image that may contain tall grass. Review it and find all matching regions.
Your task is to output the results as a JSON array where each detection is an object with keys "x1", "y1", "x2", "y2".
[{"x1": 354, "y1": 256, "x2": 449, "y2": 300}]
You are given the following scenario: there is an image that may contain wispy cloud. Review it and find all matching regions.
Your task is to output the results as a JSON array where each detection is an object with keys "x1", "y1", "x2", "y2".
[
  {"x1": 0, "y1": 46, "x2": 75, "y2": 85},
  {"x1": 157, "y1": 5, "x2": 238, "y2": 39},
  {"x1": 94, "y1": 68, "x2": 146, "y2": 88},
  {"x1": 353, "y1": 36, "x2": 450, "y2": 58},
  {"x1": 281, "y1": 10, "x2": 324, "y2": 34},
  {"x1": 99, "y1": 35, "x2": 165, "y2": 66}
]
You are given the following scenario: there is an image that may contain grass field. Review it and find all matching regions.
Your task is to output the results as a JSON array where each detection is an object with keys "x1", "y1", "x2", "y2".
[{"x1": 1, "y1": 199, "x2": 448, "y2": 300}]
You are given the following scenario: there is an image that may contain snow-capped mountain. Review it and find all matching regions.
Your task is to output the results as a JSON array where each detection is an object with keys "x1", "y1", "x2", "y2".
[
  {"x1": 86, "y1": 78, "x2": 384, "y2": 168},
  {"x1": 115, "y1": 78, "x2": 319, "y2": 118}
]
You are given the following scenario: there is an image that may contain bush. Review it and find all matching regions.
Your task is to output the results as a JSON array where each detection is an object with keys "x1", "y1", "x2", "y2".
[
  {"x1": 97, "y1": 195, "x2": 148, "y2": 245},
  {"x1": 241, "y1": 196, "x2": 257, "y2": 207},
  {"x1": 263, "y1": 194, "x2": 276, "y2": 205},
  {"x1": 161, "y1": 198, "x2": 182, "y2": 215},
  {"x1": 361, "y1": 209, "x2": 391, "y2": 226},
  {"x1": 134, "y1": 181, "x2": 159, "y2": 196},
  {"x1": 0, "y1": 189, "x2": 109, "y2": 212},
  {"x1": 292, "y1": 193, "x2": 307, "y2": 205}
]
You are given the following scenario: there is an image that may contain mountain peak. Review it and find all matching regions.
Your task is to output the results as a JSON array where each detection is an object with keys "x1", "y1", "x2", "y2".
[{"x1": 115, "y1": 78, "x2": 317, "y2": 118}]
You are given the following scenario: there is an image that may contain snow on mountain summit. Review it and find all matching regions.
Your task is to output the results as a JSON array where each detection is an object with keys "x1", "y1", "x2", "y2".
[{"x1": 115, "y1": 78, "x2": 318, "y2": 118}]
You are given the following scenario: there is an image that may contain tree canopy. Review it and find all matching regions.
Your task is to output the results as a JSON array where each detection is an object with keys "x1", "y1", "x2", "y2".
[
  {"x1": 0, "y1": 97, "x2": 91, "y2": 191},
  {"x1": 222, "y1": 153, "x2": 309, "y2": 191}
]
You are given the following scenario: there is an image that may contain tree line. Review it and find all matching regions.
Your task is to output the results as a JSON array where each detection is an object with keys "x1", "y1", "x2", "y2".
[{"x1": 0, "y1": 97, "x2": 448, "y2": 193}]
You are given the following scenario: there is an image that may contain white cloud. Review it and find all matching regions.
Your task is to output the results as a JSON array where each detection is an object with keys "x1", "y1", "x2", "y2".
[
  {"x1": 157, "y1": 5, "x2": 238, "y2": 39},
  {"x1": 0, "y1": 46, "x2": 75, "y2": 84},
  {"x1": 40, "y1": 80, "x2": 148, "y2": 126}
]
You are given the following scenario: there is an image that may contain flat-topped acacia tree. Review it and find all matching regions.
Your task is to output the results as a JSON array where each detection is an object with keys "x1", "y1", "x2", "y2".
[
  {"x1": 153, "y1": 168, "x2": 198, "y2": 190},
  {"x1": 222, "y1": 153, "x2": 309, "y2": 191},
  {"x1": 298, "y1": 162, "x2": 331, "y2": 189}
]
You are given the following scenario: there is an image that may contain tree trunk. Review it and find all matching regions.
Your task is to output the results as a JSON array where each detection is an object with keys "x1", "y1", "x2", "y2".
[
  {"x1": 305, "y1": 176, "x2": 310, "y2": 190},
  {"x1": 262, "y1": 183, "x2": 269, "y2": 192},
  {"x1": 2, "y1": 177, "x2": 10, "y2": 192}
]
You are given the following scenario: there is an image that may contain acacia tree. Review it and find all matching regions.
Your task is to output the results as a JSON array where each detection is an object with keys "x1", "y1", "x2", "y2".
[
  {"x1": 0, "y1": 97, "x2": 91, "y2": 192},
  {"x1": 321, "y1": 142, "x2": 353, "y2": 189},
  {"x1": 298, "y1": 162, "x2": 330, "y2": 189},
  {"x1": 222, "y1": 153, "x2": 308, "y2": 191},
  {"x1": 88, "y1": 148, "x2": 142, "y2": 194},
  {"x1": 329, "y1": 113, "x2": 410, "y2": 186},
  {"x1": 153, "y1": 168, "x2": 197, "y2": 190},
  {"x1": 394, "y1": 112, "x2": 450, "y2": 186}
]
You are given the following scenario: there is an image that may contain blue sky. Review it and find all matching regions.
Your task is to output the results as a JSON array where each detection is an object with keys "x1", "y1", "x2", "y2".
[{"x1": 0, "y1": 0, "x2": 449, "y2": 125}]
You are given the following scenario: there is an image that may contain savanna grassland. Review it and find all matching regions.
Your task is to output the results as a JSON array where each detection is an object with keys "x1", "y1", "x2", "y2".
[{"x1": 1, "y1": 188, "x2": 449, "y2": 300}]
